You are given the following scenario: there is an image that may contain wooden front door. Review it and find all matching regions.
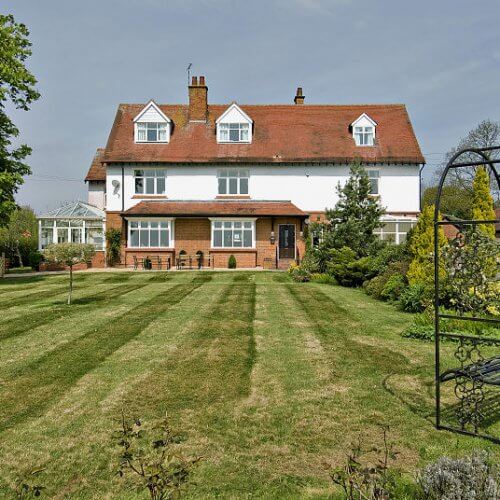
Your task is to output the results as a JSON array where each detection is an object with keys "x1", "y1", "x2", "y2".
[{"x1": 279, "y1": 224, "x2": 295, "y2": 259}]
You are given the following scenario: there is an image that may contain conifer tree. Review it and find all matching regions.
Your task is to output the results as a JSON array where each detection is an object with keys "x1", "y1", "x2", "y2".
[
  {"x1": 323, "y1": 162, "x2": 385, "y2": 257},
  {"x1": 407, "y1": 204, "x2": 447, "y2": 286},
  {"x1": 472, "y1": 166, "x2": 496, "y2": 238}
]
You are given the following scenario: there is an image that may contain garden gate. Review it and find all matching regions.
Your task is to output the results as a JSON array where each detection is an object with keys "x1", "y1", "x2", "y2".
[{"x1": 434, "y1": 146, "x2": 500, "y2": 443}]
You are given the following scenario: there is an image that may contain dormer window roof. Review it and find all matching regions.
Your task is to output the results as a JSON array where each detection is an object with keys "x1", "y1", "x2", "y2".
[
  {"x1": 351, "y1": 113, "x2": 377, "y2": 146},
  {"x1": 216, "y1": 103, "x2": 253, "y2": 144},
  {"x1": 134, "y1": 100, "x2": 171, "y2": 143}
]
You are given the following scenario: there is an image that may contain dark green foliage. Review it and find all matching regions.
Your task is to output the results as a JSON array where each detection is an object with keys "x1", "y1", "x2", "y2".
[
  {"x1": 228, "y1": 254, "x2": 237, "y2": 269},
  {"x1": 116, "y1": 412, "x2": 201, "y2": 500},
  {"x1": 0, "y1": 206, "x2": 38, "y2": 266},
  {"x1": 380, "y1": 274, "x2": 406, "y2": 303},
  {"x1": 398, "y1": 284, "x2": 428, "y2": 313},
  {"x1": 0, "y1": 15, "x2": 40, "y2": 225},
  {"x1": 327, "y1": 248, "x2": 376, "y2": 287},
  {"x1": 369, "y1": 242, "x2": 410, "y2": 276},
  {"x1": 323, "y1": 162, "x2": 385, "y2": 258},
  {"x1": 105, "y1": 228, "x2": 122, "y2": 266},
  {"x1": 28, "y1": 251, "x2": 42, "y2": 270}
]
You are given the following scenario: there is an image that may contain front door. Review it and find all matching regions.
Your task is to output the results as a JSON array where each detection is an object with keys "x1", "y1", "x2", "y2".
[{"x1": 279, "y1": 224, "x2": 295, "y2": 259}]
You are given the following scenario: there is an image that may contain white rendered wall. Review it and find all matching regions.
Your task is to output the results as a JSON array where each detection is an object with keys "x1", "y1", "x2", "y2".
[
  {"x1": 88, "y1": 181, "x2": 106, "y2": 210},
  {"x1": 106, "y1": 164, "x2": 420, "y2": 214}
]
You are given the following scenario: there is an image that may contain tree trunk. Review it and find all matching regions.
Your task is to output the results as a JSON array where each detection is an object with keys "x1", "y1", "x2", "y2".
[
  {"x1": 68, "y1": 265, "x2": 73, "y2": 305},
  {"x1": 16, "y1": 241, "x2": 23, "y2": 268}
]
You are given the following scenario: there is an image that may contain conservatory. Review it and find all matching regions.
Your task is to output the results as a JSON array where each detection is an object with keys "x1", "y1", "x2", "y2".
[{"x1": 38, "y1": 201, "x2": 105, "y2": 251}]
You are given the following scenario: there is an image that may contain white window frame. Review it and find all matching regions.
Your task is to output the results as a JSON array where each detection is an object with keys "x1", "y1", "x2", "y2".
[
  {"x1": 210, "y1": 218, "x2": 256, "y2": 249},
  {"x1": 134, "y1": 169, "x2": 166, "y2": 195},
  {"x1": 217, "y1": 123, "x2": 251, "y2": 143},
  {"x1": 373, "y1": 219, "x2": 417, "y2": 245},
  {"x1": 133, "y1": 100, "x2": 171, "y2": 143},
  {"x1": 135, "y1": 122, "x2": 169, "y2": 143},
  {"x1": 217, "y1": 169, "x2": 249, "y2": 196},
  {"x1": 38, "y1": 219, "x2": 104, "y2": 250},
  {"x1": 367, "y1": 169, "x2": 380, "y2": 195},
  {"x1": 126, "y1": 218, "x2": 174, "y2": 249}
]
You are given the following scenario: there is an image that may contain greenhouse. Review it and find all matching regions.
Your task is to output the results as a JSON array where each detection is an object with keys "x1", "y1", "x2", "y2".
[{"x1": 38, "y1": 201, "x2": 105, "y2": 251}]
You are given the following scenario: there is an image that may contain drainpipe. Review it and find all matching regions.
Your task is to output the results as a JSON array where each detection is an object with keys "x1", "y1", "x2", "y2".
[{"x1": 121, "y1": 166, "x2": 125, "y2": 212}]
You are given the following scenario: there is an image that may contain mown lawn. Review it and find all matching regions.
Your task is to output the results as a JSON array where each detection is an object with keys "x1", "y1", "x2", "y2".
[{"x1": 0, "y1": 271, "x2": 497, "y2": 498}]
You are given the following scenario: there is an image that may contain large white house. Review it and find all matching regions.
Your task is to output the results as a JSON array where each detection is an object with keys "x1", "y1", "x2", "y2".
[{"x1": 63, "y1": 76, "x2": 424, "y2": 269}]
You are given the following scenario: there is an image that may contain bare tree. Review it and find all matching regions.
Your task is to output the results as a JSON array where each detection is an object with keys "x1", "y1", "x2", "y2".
[{"x1": 435, "y1": 119, "x2": 500, "y2": 202}]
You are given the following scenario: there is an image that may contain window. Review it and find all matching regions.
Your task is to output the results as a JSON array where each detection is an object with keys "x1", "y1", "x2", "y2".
[
  {"x1": 217, "y1": 169, "x2": 249, "y2": 195},
  {"x1": 39, "y1": 219, "x2": 105, "y2": 250},
  {"x1": 354, "y1": 126, "x2": 374, "y2": 146},
  {"x1": 128, "y1": 220, "x2": 172, "y2": 248},
  {"x1": 218, "y1": 123, "x2": 250, "y2": 143},
  {"x1": 212, "y1": 220, "x2": 255, "y2": 248},
  {"x1": 136, "y1": 122, "x2": 168, "y2": 142},
  {"x1": 40, "y1": 220, "x2": 54, "y2": 249},
  {"x1": 374, "y1": 220, "x2": 416, "y2": 244},
  {"x1": 134, "y1": 169, "x2": 166, "y2": 195},
  {"x1": 85, "y1": 221, "x2": 104, "y2": 250},
  {"x1": 368, "y1": 170, "x2": 379, "y2": 195}
]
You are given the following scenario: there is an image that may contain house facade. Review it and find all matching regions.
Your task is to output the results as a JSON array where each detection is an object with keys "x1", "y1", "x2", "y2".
[{"x1": 83, "y1": 76, "x2": 424, "y2": 269}]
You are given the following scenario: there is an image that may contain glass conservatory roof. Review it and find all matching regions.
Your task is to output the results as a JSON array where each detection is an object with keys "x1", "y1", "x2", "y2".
[{"x1": 38, "y1": 201, "x2": 104, "y2": 220}]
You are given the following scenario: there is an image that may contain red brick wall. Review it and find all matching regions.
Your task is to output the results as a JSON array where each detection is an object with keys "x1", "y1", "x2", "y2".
[{"x1": 40, "y1": 251, "x2": 105, "y2": 271}]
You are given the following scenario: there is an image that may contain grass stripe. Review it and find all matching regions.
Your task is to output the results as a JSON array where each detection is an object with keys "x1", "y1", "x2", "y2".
[
  {"x1": 121, "y1": 273, "x2": 256, "y2": 416},
  {"x1": 0, "y1": 275, "x2": 212, "y2": 432},
  {"x1": 0, "y1": 283, "x2": 149, "y2": 342}
]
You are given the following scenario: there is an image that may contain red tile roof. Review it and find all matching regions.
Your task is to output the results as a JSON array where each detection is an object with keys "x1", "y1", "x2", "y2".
[
  {"x1": 85, "y1": 148, "x2": 106, "y2": 181},
  {"x1": 102, "y1": 104, "x2": 424, "y2": 165},
  {"x1": 123, "y1": 200, "x2": 308, "y2": 217}
]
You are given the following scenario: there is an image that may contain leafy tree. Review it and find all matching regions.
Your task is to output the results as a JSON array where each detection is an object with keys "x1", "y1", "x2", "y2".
[
  {"x1": 323, "y1": 162, "x2": 385, "y2": 257},
  {"x1": 407, "y1": 205, "x2": 447, "y2": 286},
  {"x1": 44, "y1": 243, "x2": 95, "y2": 304},
  {"x1": 422, "y1": 184, "x2": 473, "y2": 220},
  {"x1": 0, "y1": 14, "x2": 40, "y2": 226},
  {"x1": 436, "y1": 119, "x2": 500, "y2": 202},
  {"x1": 0, "y1": 206, "x2": 37, "y2": 266},
  {"x1": 472, "y1": 166, "x2": 496, "y2": 238}
]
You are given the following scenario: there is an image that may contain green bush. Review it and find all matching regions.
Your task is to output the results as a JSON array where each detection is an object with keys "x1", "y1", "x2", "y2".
[
  {"x1": 228, "y1": 254, "x2": 237, "y2": 269},
  {"x1": 326, "y1": 247, "x2": 376, "y2": 287},
  {"x1": 364, "y1": 261, "x2": 409, "y2": 300},
  {"x1": 310, "y1": 273, "x2": 337, "y2": 285},
  {"x1": 28, "y1": 251, "x2": 43, "y2": 270},
  {"x1": 380, "y1": 274, "x2": 407, "y2": 302},
  {"x1": 105, "y1": 228, "x2": 122, "y2": 266},
  {"x1": 398, "y1": 284, "x2": 429, "y2": 313},
  {"x1": 363, "y1": 274, "x2": 387, "y2": 299},
  {"x1": 289, "y1": 264, "x2": 311, "y2": 282},
  {"x1": 6, "y1": 266, "x2": 33, "y2": 274}
]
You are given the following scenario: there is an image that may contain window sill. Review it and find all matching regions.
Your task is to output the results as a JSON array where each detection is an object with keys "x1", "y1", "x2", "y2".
[
  {"x1": 125, "y1": 247, "x2": 175, "y2": 252},
  {"x1": 210, "y1": 248, "x2": 257, "y2": 252},
  {"x1": 215, "y1": 195, "x2": 251, "y2": 199},
  {"x1": 134, "y1": 141, "x2": 169, "y2": 144},
  {"x1": 132, "y1": 195, "x2": 168, "y2": 199}
]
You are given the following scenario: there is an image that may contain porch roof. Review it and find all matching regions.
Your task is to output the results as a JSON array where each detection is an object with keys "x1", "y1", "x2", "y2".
[{"x1": 122, "y1": 200, "x2": 308, "y2": 218}]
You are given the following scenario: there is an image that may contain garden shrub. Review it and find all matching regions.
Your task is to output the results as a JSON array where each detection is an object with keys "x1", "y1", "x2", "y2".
[
  {"x1": 105, "y1": 228, "x2": 122, "y2": 266},
  {"x1": 398, "y1": 283, "x2": 429, "y2": 313},
  {"x1": 289, "y1": 263, "x2": 311, "y2": 282},
  {"x1": 363, "y1": 274, "x2": 387, "y2": 299},
  {"x1": 364, "y1": 261, "x2": 410, "y2": 301},
  {"x1": 418, "y1": 450, "x2": 498, "y2": 500},
  {"x1": 380, "y1": 273, "x2": 407, "y2": 303},
  {"x1": 228, "y1": 254, "x2": 237, "y2": 269},
  {"x1": 326, "y1": 247, "x2": 376, "y2": 287},
  {"x1": 310, "y1": 273, "x2": 337, "y2": 285},
  {"x1": 28, "y1": 251, "x2": 43, "y2": 271}
]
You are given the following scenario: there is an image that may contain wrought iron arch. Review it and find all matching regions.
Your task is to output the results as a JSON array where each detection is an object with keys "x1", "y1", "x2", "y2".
[{"x1": 434, "y1": 146, "x2": 500, "y2": 443}]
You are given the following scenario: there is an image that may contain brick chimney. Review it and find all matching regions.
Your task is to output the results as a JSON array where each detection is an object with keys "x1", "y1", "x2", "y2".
[
  {"x1": 189, "y1": 75, "x2": 208, "y2": 122},
  {"x1": 294, "y1": 87, "x2": 305, "y2": 105}
]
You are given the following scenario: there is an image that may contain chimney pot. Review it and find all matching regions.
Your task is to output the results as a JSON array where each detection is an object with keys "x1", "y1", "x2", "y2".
[
  {"x1": 294, "y1": 86, "x2": 305, "y2": 105},
  {"x1": 199, "y1": 75, "x2": 205, "y2": 86},
  {"x1": 191, "y1": 76, "x2": 198, "y2": 86}
]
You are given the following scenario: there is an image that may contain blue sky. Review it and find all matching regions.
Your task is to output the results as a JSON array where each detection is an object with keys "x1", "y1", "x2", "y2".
[{"x1": 5, "y1": 0, "x2": 500, "y2": 213}]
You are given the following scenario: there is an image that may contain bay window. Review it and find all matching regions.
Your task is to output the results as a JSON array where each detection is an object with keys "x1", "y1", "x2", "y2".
[
  {"x1": 217, "y1": 169, "x2": 249, "y2": 195},
  {"x1": 128, "y1": 220, "x2": 172, "y2": 248},
  {"x1": 39, "y1": 219, "x2": 104, "y2": 250},
  {"x1": 134, "y1": 169, "x2": 166, "y2": 195},
  {"x1": 211, "y1": 220, "x2": 255, "y2": 248}
]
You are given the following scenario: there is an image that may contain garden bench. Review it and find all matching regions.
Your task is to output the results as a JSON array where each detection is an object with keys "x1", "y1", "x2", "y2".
[{"x1": 440, "y1": 356, "x2": 500, "y2": 386}]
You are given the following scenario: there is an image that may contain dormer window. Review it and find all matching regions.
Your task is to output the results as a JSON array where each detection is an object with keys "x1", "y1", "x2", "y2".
[
  {"x1": 136, "y1": 123, "x2": 168, "y2": 143},
  {"x1": 351, "y1": 113, "x2": 377, "y2": 147},
  {"x1": 216, "y1": 103, "x2": 253, "y2": 144},
  {"x1": 133, "y1": 100, "x2": 171, "y2": 143},
  {"x1": 219, "y1": 123, "x2": 250, "y2": 143},
  {"x1": 354, "y1": 126, "x2": 374, "y2": 146}
]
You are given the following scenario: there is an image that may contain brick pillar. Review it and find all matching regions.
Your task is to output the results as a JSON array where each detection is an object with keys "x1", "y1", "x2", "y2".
[{"x1": 188, "y1": 76, "x2": 208, "y2": 122}]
